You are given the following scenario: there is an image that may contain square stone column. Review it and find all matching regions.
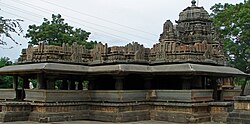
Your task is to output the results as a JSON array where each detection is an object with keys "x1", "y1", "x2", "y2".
[
  {"x1": 46, "y1": 79, "x2": 55, "y2": 90},
  {"x1": 114, "y1": 77, "x2": 124, "y2": 90},
  {"x1": 182, "y1": 80, "x2": 191, "y2": 89},
  {"x1": 87, "y1": 77, "x2": 96, "y2": 90},
  {"x1": 68, "y1": 80, "x2": 76, "y2": 90},
  {"x1": 37, "y1": 73, "x2": 46, "y2": 89},
  {"x1": 21, "y1": 76, "x2": 30, "y2": 100},
  {"x1": 144, "y1": 77, "x2": 152, "y2": 89},
  {"x1": 59, "y1": 80, "x2": 68, "y2": 90},
  {"x1": 78, "y1": 81, "x2": 83, "y2": 90},
  {"x1": 13, "y1": 75, "x2": 18, "y2": 90},
  {"x1": 22, "y1": 76, "x2": 30, "y2": 89},
  {"x1": 13, "y1": 75, "x2": 18, "y2": 99}
]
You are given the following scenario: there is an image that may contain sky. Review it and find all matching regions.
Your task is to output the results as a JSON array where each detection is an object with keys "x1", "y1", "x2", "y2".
[{"x1": 0, "y1": 0, "x2": 244, "y2": 61}]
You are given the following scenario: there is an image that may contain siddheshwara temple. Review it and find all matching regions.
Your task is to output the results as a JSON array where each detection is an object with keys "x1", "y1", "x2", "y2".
[{"x1": 0, "y1": 1, "x2": 249, "y2": 123}]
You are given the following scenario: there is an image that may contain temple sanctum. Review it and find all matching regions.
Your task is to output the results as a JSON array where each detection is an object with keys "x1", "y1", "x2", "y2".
[{"x1": 0, "y1": 1, "x2": 249, "y2": 123}]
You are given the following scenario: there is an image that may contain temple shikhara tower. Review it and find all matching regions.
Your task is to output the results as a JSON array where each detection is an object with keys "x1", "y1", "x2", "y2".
[{"x1": 0, "y1": 1, "x2": 249, "y2": 123}]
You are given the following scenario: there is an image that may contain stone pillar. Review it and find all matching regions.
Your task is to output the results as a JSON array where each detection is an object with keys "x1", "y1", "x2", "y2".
[
  {"x1": 144, "y1": 77, "x2": 152, "y2": 89},
  {"x1": 13, "y1": 75, "x2": 18, "y2": 99},
  {"x1": 21, "y1": 76, "x2": 29, "y2": 100},
  {"x1": 78, "y1": 81, "x2": 83, "y2": 90},
  {"x1": 68, "y1": 80, "x2": 76, "y2": 90},
  {"x1": 88, "y1": 77, "x2": 95, "y2": 90},
  {"x1": 114, "y1": 76, "x2": 123, "y2": 90},
  {"x1": 46, "y1": 79, "x2": 55, "y2": 90},
  {"x1": 204, "y1": 77, "x2": 207, "y2": 89},
  {"x1": 211, "y1": 78, "x2": 219, "y2": 101},
  {"x1": 22, "y1": 76, "x2": 30, "y2": 89},
  {"x1": 13, "y1": 75, "x2": 18, "y2": 90},
  {"x1": 191, "y1": 77, "x2": 202, "y2": 89},
  {"x1": 75, "y1": 82, "x2": 79, "y2": 90},
  {"x1": 182, "y1": 79, "x2": 191, "y2": 90},
  {"x1": 37, "y1": 73, "x2": 46, "y2": 89},
  {"x1": 60, "y1": 80, "x2": 68, "y2": 90}
]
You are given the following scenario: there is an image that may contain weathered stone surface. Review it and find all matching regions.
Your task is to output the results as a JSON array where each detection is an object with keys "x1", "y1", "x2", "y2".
[
  {"x1": 0, "y1": 89, "x2": 16, "y2": 100},
  {"x1": 25, "y1": 90, "x2": 90, "y2": 102},
  {"x1": 209, "y1": 102, "x2": 234, "y2": 123},
  {"x1": 1, "y1": 112, "x2": 30, "y2": 122},
  {"x1": 210, "y1": 113, "x2": 228, "y2": 123},
  {"x1": 89, "y1": 111, "x2": 150, "y2": 122},
  {"x1": 154, "y1": 90, "x2": 213, "y2": 102},
  {"x1": 0, "y1": 102, "x2": 31, "y2": 122},
  {"x1": 29, "y1": 111, "x2": 89, "y2": 123},
  {"x1": 234, "y1": 96, "x2": 250, "y2": 101},
  {"x1": 152, "y1": 111, "x2": 210, "y2": 123},
  {"x1": 89, "y1": 90, "x2": 147, "y2": 102},
  {"x1": 24, "y1": 90, "x2": 215, "y2": 103},
  {"x1": 221, "y1": 89, "x2": 241, "y2": 101},
  {"x1": 151, "y1": 102, "x2": 210, "y2": 123},
  {"x1": 227, "y1": 95, "x2": 250, "y2": 124}
]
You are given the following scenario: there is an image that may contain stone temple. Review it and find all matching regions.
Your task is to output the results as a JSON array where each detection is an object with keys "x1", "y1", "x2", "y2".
[{"x1": 0, "y1": 1, "x2": 249, "y2": 123}]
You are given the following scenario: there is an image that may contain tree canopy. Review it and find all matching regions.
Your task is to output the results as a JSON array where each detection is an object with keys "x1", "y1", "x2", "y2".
[
  {"x1": 0, "y1": 16, "x2": 23, "y2": 46},
  {"x1": 0, "y1": 57, "x2": 13, "y2": 88},
  {"x1": 25, "y1": 14, "x2": 95, "y2": 48},
  {"x1": 211, "y1": 1, "x2": 250, "y2": 73}
]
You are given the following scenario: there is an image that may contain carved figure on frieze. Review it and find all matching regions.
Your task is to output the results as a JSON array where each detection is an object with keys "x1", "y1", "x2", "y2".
[{"x1": 204, "y1": 45, "x2": 212, "y2": 59}]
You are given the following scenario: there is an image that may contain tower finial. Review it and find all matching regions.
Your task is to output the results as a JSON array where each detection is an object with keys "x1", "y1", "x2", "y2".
[{"x1": 191, "y1": 0, "x2": 196, "y2": 6}]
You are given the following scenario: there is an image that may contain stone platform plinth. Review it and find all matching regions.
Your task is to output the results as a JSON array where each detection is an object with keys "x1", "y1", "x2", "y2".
[
  {"x1": 227, "y1": 96, "x2": 250, "y2": 124},
  {"x1": 0, "y1": 102, "x2": 31, "y2": 122},
  {"x1": 29, "y1": 102, "x2": 89, "y2": 123},
  {"x1": 0, "y1": 89, "x2": 217, "y2": 123},
  {"x1": 88, "y1": 102, "x2": 150, "y2": 122},
  {"x1": 151, "y1": 102, "x2": 210, "y2": 123},
  {"x1": 209, "y1": 102, "x2": 233, "y2": 123}
]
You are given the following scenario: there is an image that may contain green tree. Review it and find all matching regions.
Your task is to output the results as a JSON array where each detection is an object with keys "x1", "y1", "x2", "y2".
[
  {"x1": 0, "y1": 57, "x2": 13, "y2": 88},
  {"x1": 211, "y1": 1, "x2": 250, "y2": 94},
  {"x1": 0, "y1": 16, "x2": 23, "y2": 46},
  {"x1": 26, "y1": 14, "x2": 95, "y2": 48}
]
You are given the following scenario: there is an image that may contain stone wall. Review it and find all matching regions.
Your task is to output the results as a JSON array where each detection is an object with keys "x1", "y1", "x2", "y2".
[
  {"x1": 24, "y1": 90, "x2": 213, "y2": 103},
  {"x1": 29, "y1": 102, "x2": 89, "y2": 123},
  {"x1": 151, "y1": 102, "x2": 210, "y2": 123},
  {"x1": 25, "y1": 90, "x2": 90, "y2": 102},
  {"x1": 88, "y1": 103, "x2": 150, "y2": 122},
  {"x1": 0, "y1": 89, "x2": 16, "y2": 101},
  {"x1": 209, "y1": 102, "x2": 233, "y2": 123},
  {"x1": 221, "y1": 89, "x2": 241, "y2": 101},
  {"x1": 227, "y1": 96, "x2": 250, "y2": 124},
  {"x1": 0, "y1": 102, "x2": 31, "y2": 122}
]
